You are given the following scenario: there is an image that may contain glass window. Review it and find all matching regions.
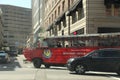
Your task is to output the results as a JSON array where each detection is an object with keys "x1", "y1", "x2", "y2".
[
  {"x1": 62, "y1": 1, "x2": 65, "y2": 11},
  {"x1": 100, "y1": 50, "x2": 120, "y2": 57},
  {"x1": 106, "y1": 5, "x2": 119, "y2": 16},
  {"x1": 58, "y1": 6, "x2": 60, "y2": 15},
  {"x1": 88, "y1": 50, "x2": 100, "y2": 57}
]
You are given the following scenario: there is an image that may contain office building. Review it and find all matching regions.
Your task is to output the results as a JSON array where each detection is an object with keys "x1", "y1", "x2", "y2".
[
  {"x1": 0, "y1": 5, "x2": 32, "y2": 50},
  {"x1": 32, "y1": 0, "x2": 45, "y2": 47}
]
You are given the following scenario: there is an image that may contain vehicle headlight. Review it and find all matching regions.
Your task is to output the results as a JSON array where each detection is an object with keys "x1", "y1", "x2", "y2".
[{"x1": 67, "y1": 58, "x2": 75, "y2": 63}]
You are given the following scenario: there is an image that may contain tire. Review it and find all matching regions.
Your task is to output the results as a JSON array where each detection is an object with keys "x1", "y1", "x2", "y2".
[
  {"x1": 45, "y1": 64, "x2": 50, "y2": 68},
  {"x1": 33, "y1": 58, "x2": 42, "y2": 68},
  {"x1": 75, "y1": 64, "x2": 85, "y2": 74}
]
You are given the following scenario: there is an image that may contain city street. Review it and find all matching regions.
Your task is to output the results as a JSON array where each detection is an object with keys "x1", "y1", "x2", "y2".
[
  {"x1": 0, "y1": 55, "x2": 119, "y2": 80},
  {"x1": 1, "y1": 0, "x2": 120, "y2": 80}
]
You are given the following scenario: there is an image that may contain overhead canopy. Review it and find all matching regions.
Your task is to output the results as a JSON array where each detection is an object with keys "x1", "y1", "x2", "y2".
[
  {"x1": 46, "y1": 23, "x2": 53, "y2": 31},
  {"x1": 66, "y1": 0, "x2": 82, "y2": 16},
  {"x1": 55, "y1": 13, "x2": 65, "y2": 25},
  {"x1": 46, "y1": 33, "x2": 120, "y2": 41}
]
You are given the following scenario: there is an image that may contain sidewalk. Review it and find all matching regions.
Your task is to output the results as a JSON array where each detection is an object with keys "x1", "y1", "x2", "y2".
[{"x1": 16, "y1": 54, "x2": 33, "y2": 68}]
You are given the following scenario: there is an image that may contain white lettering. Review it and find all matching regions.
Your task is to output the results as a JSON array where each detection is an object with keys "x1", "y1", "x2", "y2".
[{"x1": 63, "y1": 52, "x2": 85, "y2": 55}]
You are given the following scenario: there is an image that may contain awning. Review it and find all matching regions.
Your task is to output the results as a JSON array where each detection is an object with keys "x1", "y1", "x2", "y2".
[
  {"x1": 55, "y1": 13, "x2": 65, "y2": 25},
  {"x1": 66, "y1": 0, "x2": 82, "y2": 16},
  {"x1": 104, "y1": 0, "x2": 120, "y2": 8},
  {"x1": 46, "y1": 23, "x2": 53, "y2": 31},
  {"x1": 46, "y1": 13, "x2": 66, "y2": 31}
]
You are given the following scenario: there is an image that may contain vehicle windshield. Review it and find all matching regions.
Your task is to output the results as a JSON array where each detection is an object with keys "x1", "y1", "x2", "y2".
[
  {"x1": 0, "y1": 51, "x2": 5, "y2": 53},
  {"x1": 85, "y1": 50, "x2": 97, "y2": 57}
]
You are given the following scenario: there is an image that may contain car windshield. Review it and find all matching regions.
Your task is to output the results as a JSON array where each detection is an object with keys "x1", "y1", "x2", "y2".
[
  {"x1": 85, "y1": 50, "x2": 97, "y2": 57},
  {"x1": 0, "y1": 51, "x2": 5, "y2": 53}
]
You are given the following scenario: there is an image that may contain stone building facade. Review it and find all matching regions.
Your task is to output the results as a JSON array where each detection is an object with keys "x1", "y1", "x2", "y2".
[
  {"x1": 0, "y1": 5, "x2": 32, "y2": 50},
  {"x1": 44, "y1": 0, "x2": 120, "y2": 37},
  {"x1": 0, "y1": 8, "x2": 4, "y2": 49}
]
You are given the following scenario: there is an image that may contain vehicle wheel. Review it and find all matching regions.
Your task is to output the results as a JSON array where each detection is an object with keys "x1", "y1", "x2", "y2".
[
  {"x1": 75, "y1": 64, "x2": 85, "y2": 74},
  {"x1": 33, "y1": 58, "x2": 42, "y2": 68},
  {"x1": 45, "y1": 64, "x2": 50, "y2": 68}
]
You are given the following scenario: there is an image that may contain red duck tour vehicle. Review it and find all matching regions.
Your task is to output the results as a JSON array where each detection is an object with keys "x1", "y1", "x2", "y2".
[{"x1": 23, "y1": 33, "x2": 120, "y2": 68}]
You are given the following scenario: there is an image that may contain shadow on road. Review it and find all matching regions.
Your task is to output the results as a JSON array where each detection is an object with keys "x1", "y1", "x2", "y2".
[
  {"x1": 40, "y1": 66, "x2": 67, "y2": 70},
  {"x1": 0, "y1": 56, "x2": 22, "y2": 71},
  {"x1": 70, "y1": 72, "x2": 120, "y2": 78}
]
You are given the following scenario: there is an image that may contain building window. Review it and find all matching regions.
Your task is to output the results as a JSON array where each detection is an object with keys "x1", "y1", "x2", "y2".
[
  {"x1": 58, "y1": 23, "x2": 61, "y2": 31},
  {"x1": 62, "y1": 30, "x2": 64, "y2": 35},
  {"x1": 49, "y1": 29, "x2": 52, "y2": 36},
  {"x1": 78, "y1": 8, "x2": 84, "y2": 20},
  {"x1": 54, "y1": 26, "x2": 57, "y2": 36},
  {"x1": 72, "y1": 28, "x2": 84, "y2": 35},
  {"x1": 98, "y1": 27, "x2": 120, "y2": 33},
  {"x1": 58, "y1": 6, "x2": 60, "y2": 15},
  {"x1": 52, "y1": 14, "x2": 53, "y2": 21},
  {"x1": 63, "y1": 17, "x2": 66, "y2": 27},
  {"x1": 104, "y1": 0, "x2": 120, "y2": 17},
  {"x1": 72, "y1": 12, "x2": 77, "y2": 24},
  {"x1": 55, "y1": 10, "x2": 57, "y2": 19},
  {"x1": 49, "y1": 17, "x2": 51, "y2": 24},
  {"x1": 62, "y1": 1, "x2": 65, "y2": 11},
  {"x1": 52, "y1": 28, "x2": 54, "y2": 34},
  {"x1": 106, "y1": 4, "x2": 119, "y2": 16},
  {"x1": 106, "y1": 8, "x2": 112, "y2": 16}
]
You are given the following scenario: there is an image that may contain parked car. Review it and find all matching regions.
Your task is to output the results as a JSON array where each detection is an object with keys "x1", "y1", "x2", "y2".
[
  {"x1": 7, "y1": 50, "x2": 18, "y2": 56},
  {"x1": 0, "y1": 51, "x2": 11, "y2": 63},
  {"x1": 67, "y1": 48, "x2": 120, "y2": 75}
]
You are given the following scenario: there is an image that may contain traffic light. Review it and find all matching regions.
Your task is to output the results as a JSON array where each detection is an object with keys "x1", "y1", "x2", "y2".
[{"x1": 73, "y1": 31, "x2": 77, "y2": 35}]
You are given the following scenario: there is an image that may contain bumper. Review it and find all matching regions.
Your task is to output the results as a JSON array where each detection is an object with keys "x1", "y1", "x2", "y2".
[
  {"x1": 66, "y1": 63, "x2": 75, "y2": 71},
  {"x1": 0, "y1": 59, "x2": 8, "y2": 63}
]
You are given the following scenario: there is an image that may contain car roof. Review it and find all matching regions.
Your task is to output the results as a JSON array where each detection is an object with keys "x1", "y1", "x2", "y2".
[{"x1": 99, "y1": 48, "x2": 120, "y2": 51}]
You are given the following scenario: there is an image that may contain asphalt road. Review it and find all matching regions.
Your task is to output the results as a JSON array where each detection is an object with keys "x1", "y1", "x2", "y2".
[
  {"x1": 35, "y1": 67, "x2": 120, "y2": 80},
  {"x1": 0, "y1": 55, "x2": 119, "y2": 80}
]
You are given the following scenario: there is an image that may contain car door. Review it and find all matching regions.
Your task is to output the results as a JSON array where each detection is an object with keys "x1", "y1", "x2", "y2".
[
  {"x1": 89, "y1": 50, "x2": 108, "y2": 71},
  {"x1": 90, "y1": 49, "x2": 120, "y2": 72},
  {"x1": 100, "y1": 50, "x2": 120, "y2": 72}
]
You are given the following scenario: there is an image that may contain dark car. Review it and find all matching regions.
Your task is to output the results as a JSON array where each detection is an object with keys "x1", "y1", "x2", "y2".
[
  {"x1": 7, "y1": 50, "x2": 18, "y2": 56},
  {"x1": 0, "y1": 51, "x2": 10, "y2": 63},
  {"x1": 67, "y1": 48, "x2": 120, "y2": 75}
]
